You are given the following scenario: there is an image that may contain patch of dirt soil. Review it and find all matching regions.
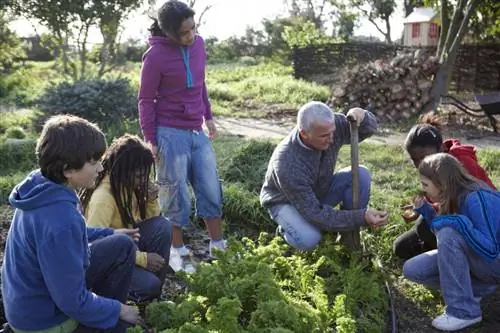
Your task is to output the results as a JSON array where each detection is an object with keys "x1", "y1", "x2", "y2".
[{"x1": 392, "y1": 278, "x2": 500, "y2": 333}]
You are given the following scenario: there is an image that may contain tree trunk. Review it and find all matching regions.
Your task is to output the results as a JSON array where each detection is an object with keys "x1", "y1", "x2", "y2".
[
  {"x1": 384, "y1": 16, "x2": 392, "y2": 44},
  {"x1": 98, "y1": 15, "x2": 120, "y2": 77},
  {"x1": 423, "y1": 0, "x2": 482, "y2": 113}
]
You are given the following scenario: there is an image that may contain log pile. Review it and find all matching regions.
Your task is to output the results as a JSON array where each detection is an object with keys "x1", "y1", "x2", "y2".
[{"x1": 330, "y1": 49, "x2": 439, "y2": 121}]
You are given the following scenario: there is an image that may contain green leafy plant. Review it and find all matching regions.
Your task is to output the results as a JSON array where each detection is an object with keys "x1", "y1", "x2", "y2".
[{"x1": 145, "y1": 234, "x2": 387, "y2": 333}]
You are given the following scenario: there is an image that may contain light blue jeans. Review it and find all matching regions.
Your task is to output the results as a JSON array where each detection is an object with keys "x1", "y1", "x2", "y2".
[
  {"x1": 403, "y1": 227, "x2": 500, "y2": 319},
  {"x1": 156, "y1": 126, "x2": 223, "y2": 227},
  {"x1": 269, "y1": 166, "x2": 371, "y2": 251}
]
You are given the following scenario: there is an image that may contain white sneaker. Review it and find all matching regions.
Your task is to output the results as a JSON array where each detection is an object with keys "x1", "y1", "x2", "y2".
[
  {"x1": 169, "y1": 245, "x2": 196, "y2": 273},
  {"x1": 209, "y1": 239, "x2": 227, "y2": 258},
  {"x1": 432, "y1": 312, "x2": 482, "y2": 331}
]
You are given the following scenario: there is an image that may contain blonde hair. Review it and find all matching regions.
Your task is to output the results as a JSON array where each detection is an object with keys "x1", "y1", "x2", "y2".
[{"x1": 418, "y1": 153, "x2": 482, "y2": 214}]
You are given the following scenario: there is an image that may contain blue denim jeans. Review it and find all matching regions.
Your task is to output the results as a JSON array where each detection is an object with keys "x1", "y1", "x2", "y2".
[
  {"x1": 86, "y1": 234, "x2": 136, "y2": 333},
  {"x1": 268, "y1": 166, "x2": 371, "y2": 250},
  {"x1": 403, "y1": 227, "x2": 500, "y2": 319},
  {"x1": 156, "y1": 126, "x2": 223, "y2": 227},
  {"x1": 128, "y1": 216, "x2": 172, "y2": 302}
]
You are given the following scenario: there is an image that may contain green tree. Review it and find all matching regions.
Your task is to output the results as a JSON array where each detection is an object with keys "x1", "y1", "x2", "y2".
[
  {"x1": 9, "y1": 0, "x2": 147, "y2": 80},
  {"x1": 467, "y1": 0, "x2": 500, "y2": 42},
  {"x1": 0, "y1": 11, "x2": 24, "y2": 72},
  {"x1": 342, "y1": 0, "x2": 396, "y2": 43}
]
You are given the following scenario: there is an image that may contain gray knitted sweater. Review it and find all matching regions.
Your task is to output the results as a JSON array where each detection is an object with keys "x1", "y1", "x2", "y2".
[{"x1": 260, "y1": 110, "x2": 378, "y2": 231}]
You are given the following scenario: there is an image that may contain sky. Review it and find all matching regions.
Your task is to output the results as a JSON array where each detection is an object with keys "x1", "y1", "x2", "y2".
[{"x1": 9, "y1": 0, "x2": 407, "y2": 45}]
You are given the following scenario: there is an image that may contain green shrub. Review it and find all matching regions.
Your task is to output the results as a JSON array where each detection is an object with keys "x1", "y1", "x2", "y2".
[
  {"x1": 222, "y1": 183, "x2": 275, "y2": 235},
  {"x1": 0, "y1": 172, "x2": 26, "y2": 204},
  {"x1": 0, "y1": 69, "x2": 40, "y2": 106},
  {"x1": 145, "y1": 234, "x2": 387, "y2": 333},
  {"x1": 0, "y1": 140, "x2": 37, "y2": 177},
  {"x1": 35, "y1": 78, "x2": 137, "y2": 129},
  {"x1": 0, "y1": 111, "x2": 35, "y2": 135},
  {"x1": 219, "y1": 140, "x2": 276, "y2": 193},
  {"x1": 4, "y1": 126, "x2": 27, "y2": 139}
]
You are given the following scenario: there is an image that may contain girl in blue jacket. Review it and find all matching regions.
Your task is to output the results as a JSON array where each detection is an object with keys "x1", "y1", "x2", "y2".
[{"x1": 403, "y1": 153, "x2": 500, "y2": 332}]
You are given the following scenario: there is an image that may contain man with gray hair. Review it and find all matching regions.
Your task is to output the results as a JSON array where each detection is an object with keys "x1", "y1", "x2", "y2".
[{"x1": 260, "y1": 101, "x2": 388, "y2": 251}]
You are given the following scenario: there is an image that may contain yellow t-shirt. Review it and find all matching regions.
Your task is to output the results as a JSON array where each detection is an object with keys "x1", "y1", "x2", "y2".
[{"x1": 84, "y1": 176, "x2": 160, "y2": 268}]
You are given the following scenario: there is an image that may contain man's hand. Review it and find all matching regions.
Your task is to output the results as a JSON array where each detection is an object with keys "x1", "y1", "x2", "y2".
[
  {"x1": 115, "y1": 228, "x2": 140, "y2": 242},
  {"x1": 147, "y1": 252, "x2": 166, "y2": 272},
  {"x1": 364, "y1": 209, "x2": 389, "y2": 229},
  {"x1": 206, "y1": 119, "x2": 217, "y2": 140},
  {"x1": 346, "y1": 107, "x2": 366, "y2": 126},
  {"x1": 150, "y1": 145, "x2": 158, "y2": 159},
  {"x1": 120, "y1": 303, "x2": 139, "y2": 324}
]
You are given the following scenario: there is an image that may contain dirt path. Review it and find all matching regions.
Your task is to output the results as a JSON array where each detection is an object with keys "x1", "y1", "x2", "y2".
[{"x1": 215, "y1": 117, "x2": 500, "y2": 151}]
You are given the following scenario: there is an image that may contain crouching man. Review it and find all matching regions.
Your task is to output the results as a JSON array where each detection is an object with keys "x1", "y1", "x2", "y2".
[{"x1": 260, "y1": 101, "x2": 388, "y2": 250}]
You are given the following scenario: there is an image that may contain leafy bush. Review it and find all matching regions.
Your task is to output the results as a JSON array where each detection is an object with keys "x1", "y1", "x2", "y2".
[
  {"x1": 222, "y1": 183, "x2": 275, "y2": 234},
  {"x1": 0, "y1": 172, "x2": 27, "y2": 204},
  {"x1": 219, "y1": 140, "x2": 276, "y2": 193},
  {"x1": 35, "y1": 78, "x2": 137, "y2": 129},
  {"x1": 144, "y1": 234, "x2": 388, "y2": 333},
  {"x1": 0, "y1": 69, "x2": 40, "y2": 106},
  {"x1": 0, "y1": 111, "x2": 34, "y2": 135},
  {"x1": 4, "y1": 126, "x2": 27, "y2": 139},
  {"x1": 0, "y1": 140, "x2": 37, "y2": 178}
]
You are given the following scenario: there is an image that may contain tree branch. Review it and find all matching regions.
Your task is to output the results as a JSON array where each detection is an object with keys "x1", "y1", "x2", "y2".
[
  {"x1": 196, "y1": 5, "x2": 211, "y2": 29},
  {"x1": 448, "y1": 0, "x2": 482, "y2": 57},
  {"x1": 437, "y1": 0, "x2": 449, "y2": 56},
  {"x1": 441, "y1": 0, "x2": 468, "y2": 59}
]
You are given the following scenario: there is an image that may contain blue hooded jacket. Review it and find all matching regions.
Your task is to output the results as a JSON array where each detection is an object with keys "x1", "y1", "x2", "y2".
[
  {"x1": 1, "y1": 170, "x2": 121, "y2": 330},
  {"x1": 415, "y1": 188, "x2": 500, "y2": 262}
]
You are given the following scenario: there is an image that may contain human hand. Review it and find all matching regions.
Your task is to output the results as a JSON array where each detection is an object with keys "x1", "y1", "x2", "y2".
[
  {"x1": 401, "y1": 204, "x2": 420, "y2": 223},
  {"x1": 115, "y1": 228, "x2": 140, "y2": 242},
  {"x1": 147, "y1": 181, "x2": 158, "y2": 201},
  {"x1": 147, "y1": 252, "x2": 166, "y2": 272},
  {"x1": 119, "y1": 303, "x2": 139, "y2": 324},
  {"x1": 151, "y1": 145, "x2": 158, "y2": 160},
  {"x1": 364, "y1": 209, "x2": 389, "y2": 229},
  {"x1": 413, "y1": 195, "x2": 425, "y2": 209},
  {"x1": 206, "y1": 119, "x2": 217, "y2": 140},
  {"x1": 346, "y1": 107, "x2": 366, "y2": 126}
]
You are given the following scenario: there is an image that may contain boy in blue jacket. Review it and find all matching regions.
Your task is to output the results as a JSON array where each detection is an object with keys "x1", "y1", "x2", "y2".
[
  {"x1": 403, "y1": 153, "x2": 500, "y2": 332},
  {"x1": 2, "y1": 115, "x2": 140, "y2": 332}
]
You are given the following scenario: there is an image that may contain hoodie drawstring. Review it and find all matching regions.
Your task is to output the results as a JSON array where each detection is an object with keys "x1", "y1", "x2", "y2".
[{"x1": 180, "y1": 47, "x2": 193, "y2": 88}]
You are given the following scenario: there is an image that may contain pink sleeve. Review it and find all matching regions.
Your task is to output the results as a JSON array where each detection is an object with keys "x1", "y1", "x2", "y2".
[
  {"x1": 138, "y1": 52, "x2": 161, "y2": 146},
  {"x1": 202, "y1": 82, "x2": 213, "y2": 121}
]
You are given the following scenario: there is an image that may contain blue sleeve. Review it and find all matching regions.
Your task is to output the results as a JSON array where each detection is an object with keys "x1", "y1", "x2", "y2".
[
  {"x1": 38, "y1": 225, "x2": 121, "y2": 329},
  {"x1": 431, "y1": 192, "x2": 499, "y2": 262},
  {"x1": 87, "y1": 227, "x2": 114, "y2": 243},
  {"x1": 414, "y1": 201, "x2": 437, "y2": 224}
]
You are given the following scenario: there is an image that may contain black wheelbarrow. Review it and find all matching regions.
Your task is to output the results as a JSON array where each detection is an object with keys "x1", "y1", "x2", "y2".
[{"x1": 441, "y1": 91, "x2": 500, "y2": 132}]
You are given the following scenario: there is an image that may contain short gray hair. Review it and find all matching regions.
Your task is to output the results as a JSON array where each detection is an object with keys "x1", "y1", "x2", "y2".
[{"x1": 297, "y1": 101, "x2": 335, "y2": 133}]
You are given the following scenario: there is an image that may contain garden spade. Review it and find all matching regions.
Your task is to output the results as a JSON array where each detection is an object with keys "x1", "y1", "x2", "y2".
[{"x1": 339, "y1": 115, "x2": 362, "y2": 251}]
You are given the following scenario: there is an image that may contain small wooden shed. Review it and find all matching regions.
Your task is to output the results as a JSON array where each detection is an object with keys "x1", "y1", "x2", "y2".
[{"x1": 403, "y1": 7, "x2": 440, "y2": 47}]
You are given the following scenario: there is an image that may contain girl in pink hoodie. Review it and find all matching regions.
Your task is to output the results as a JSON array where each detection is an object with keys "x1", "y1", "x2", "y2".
[{"x1": 138, "y1": 0, "x2": 226, "y2": 272}]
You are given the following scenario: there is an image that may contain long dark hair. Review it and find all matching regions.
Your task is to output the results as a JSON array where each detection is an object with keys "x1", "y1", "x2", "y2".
[
  {"x1": 80, "y1": 134, "x2": 155, "y2": 227},
  {"x1": 148, "y1": 0, "x2": 195, "y2": 38}
]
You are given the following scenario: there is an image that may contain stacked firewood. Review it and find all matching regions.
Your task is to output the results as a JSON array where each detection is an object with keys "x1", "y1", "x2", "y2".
[{"x1": 330, "y1": 49, "x2": 439, "y2": 121}]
